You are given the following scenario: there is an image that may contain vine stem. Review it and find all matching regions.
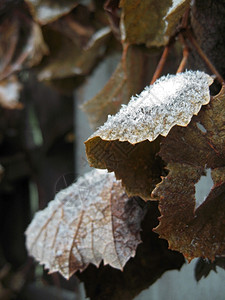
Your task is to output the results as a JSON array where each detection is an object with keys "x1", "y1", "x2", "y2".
[
  {"x1": 185, "y1": 29, "x2": 225, "y2": 84},
  {"x1": 150, "y1": 44, "x2": 171, "y2": 85},
  {"x1": 176, "y1": 33, "x2": 189, "y2": 73}
]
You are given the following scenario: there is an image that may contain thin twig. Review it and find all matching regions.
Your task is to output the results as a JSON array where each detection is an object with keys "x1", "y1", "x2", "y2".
[
  {"x1": 177, "y1": 33, "x2": 189, "y2": 73},
  {"x1": 185, "y1": 29, "x2": 225, "y2": 84},
  {"x1": 180, "y1": 7, "x2": 190, "y2": 29},
  {"x1": 150, "y1": 45, "x2": 170, "y2": 85}
]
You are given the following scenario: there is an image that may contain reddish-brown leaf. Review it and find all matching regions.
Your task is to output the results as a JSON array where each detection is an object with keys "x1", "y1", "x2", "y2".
[{"x1": 152, "y1": 85, "x2": 225, "y2": 260}]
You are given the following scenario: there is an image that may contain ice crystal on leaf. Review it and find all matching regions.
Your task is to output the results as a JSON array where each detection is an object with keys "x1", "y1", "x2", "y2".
[{"x1": 91, "y1": 71, "x2": 213, "y2": 144}]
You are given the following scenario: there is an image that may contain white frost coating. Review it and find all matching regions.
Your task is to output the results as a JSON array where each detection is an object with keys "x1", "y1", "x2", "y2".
[
  {"x1": 92, "y1": 71, "x2": 213, "y2": 144},
  {"x1": 25, "y1": 169, "x2": 142, "y2": 279},
  {"x1": 195, "y1": 168, "x2": 214, "y2": 210}
]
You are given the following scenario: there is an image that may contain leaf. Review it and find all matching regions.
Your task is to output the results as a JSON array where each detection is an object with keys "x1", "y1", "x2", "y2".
[
  {"x1": 82, "y1": 45, "x2": 148, "y2": 129},
  {"x1": 25, "y1": 169, "x2": 143, "y2": 279},
  {"x1": 152, "y1": 85, "x2": 225, "y2": 261},
  {"x1": 165, "y1": 0, "x2": 191, "y2": 37},
  {"x1": 0, "y1": 75, "x2": 23, "y2": 109},
  {"x1": 48, "y1": 7, "x2": 95, "y2": 48},
  {"x1": 37, "y1": 26, "x2": 111, "y2": 81},
  {"x1": 119, "y1": 0, "x2": 190, "y2": 47},
  {"x1": 0, "y1": 9, "x2": 49, "y2": 80},
  {"x1": 78, "y1": 201, "x2": 185, "y2": 300},
  {"x1": 25, "y1": 0, "x2": 79, "y2": 25},
  {"x1": 85, "y1": 71, "x2": 213, "y2": 199}
]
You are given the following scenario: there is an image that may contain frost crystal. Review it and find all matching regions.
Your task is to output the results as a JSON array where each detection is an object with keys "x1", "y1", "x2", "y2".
[{"x1": 92, "y1": 71, "x2": 213, "y2": 144}]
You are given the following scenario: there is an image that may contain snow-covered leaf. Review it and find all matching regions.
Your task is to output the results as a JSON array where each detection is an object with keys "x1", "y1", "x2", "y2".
[
  {"x1": 87, "y1": 71, "x2": 213, "y2": 144},
  {"x1": 25, "y1": 169, "x2": 143, "y2": 279},
  {"x1": 152, "y1": 85, "x2": 225, "y2": 261},
  {"x1": 85, "y1": 71, "x2": 213, "y2": 199}
]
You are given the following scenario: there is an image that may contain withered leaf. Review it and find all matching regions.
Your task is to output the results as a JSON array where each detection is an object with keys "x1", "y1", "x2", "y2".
[
  {"x1": 25, "y1": 169, "x2": 143, "y2": 279},
  {"x1": 82, "y1": 45, "x2": 148, "y2": 129},
  {"x1": 0, "y1": 75, "x2": 22, "y2": 109},
  {"x1": 25, "y1": 0, "x2": 79, "y2": 25},
  {"x1": 48, "y1": 8, "x2": 95, "y2": 49},
  {"x1": 152, "y1": 85, "x2": 225, "y2": 261},
  {"x1": 119, "y1": 0, "x2": 190, "y2": 47},
  {"x1": 85, "y1": 71, "x2": 213, "y2": 199},
  {"x1": 165, "y1": 0, "x2": 191, "y2": 37},
  {"x1": 38, "y1": 26, "x2": 111, "y2": 81},
  {"x1": 0, "y1": 10, "x2": 48, "y2": 80}
]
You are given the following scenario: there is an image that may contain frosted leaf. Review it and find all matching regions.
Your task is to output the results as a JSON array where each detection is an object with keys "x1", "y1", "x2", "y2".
[
  {"x1": 90, "y1": 71, "x2": 213, "y2": 145},
  {"x1": 25, "y1": 169, "x2": 143, "y2": 279}
]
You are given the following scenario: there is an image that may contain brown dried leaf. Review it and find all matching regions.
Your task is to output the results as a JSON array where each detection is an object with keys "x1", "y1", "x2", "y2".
[
  {"x1": 25, "y1": 0, "x2": 79, "y2": 25},
  {"x1": 165, "y1": 0, "x2": 191, "y2": 37},
  {"x1": 152, "y1": 85, "x2": 225, "y2": 261},
  {"x1": 37, "y1": 26, "x2": 111, "y2": 81},
  {"x1": 25, "y1": 169, "x2": 143, "y2": 279},
  {"x1": 85, "y1": 71, "x2": 213, "y2": 199},
  {"x1": 82, "y1": 45, "x2": 148, "y2": 129},
  {"x1": 48, "y1": 8, "x2": 95, "y2": 48},
  {"x1": 0, "y1": 75, "x2": 23, "y2": 109},
  {"x1": 85, "y1": 138, "x2": 163, "y2": 200},
  {"x1": 119, "y1": 0, "x2": 190, "y2": 47},
  {"x1": 0, "y1": 10, "x2": 48, "y2": 80}
]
